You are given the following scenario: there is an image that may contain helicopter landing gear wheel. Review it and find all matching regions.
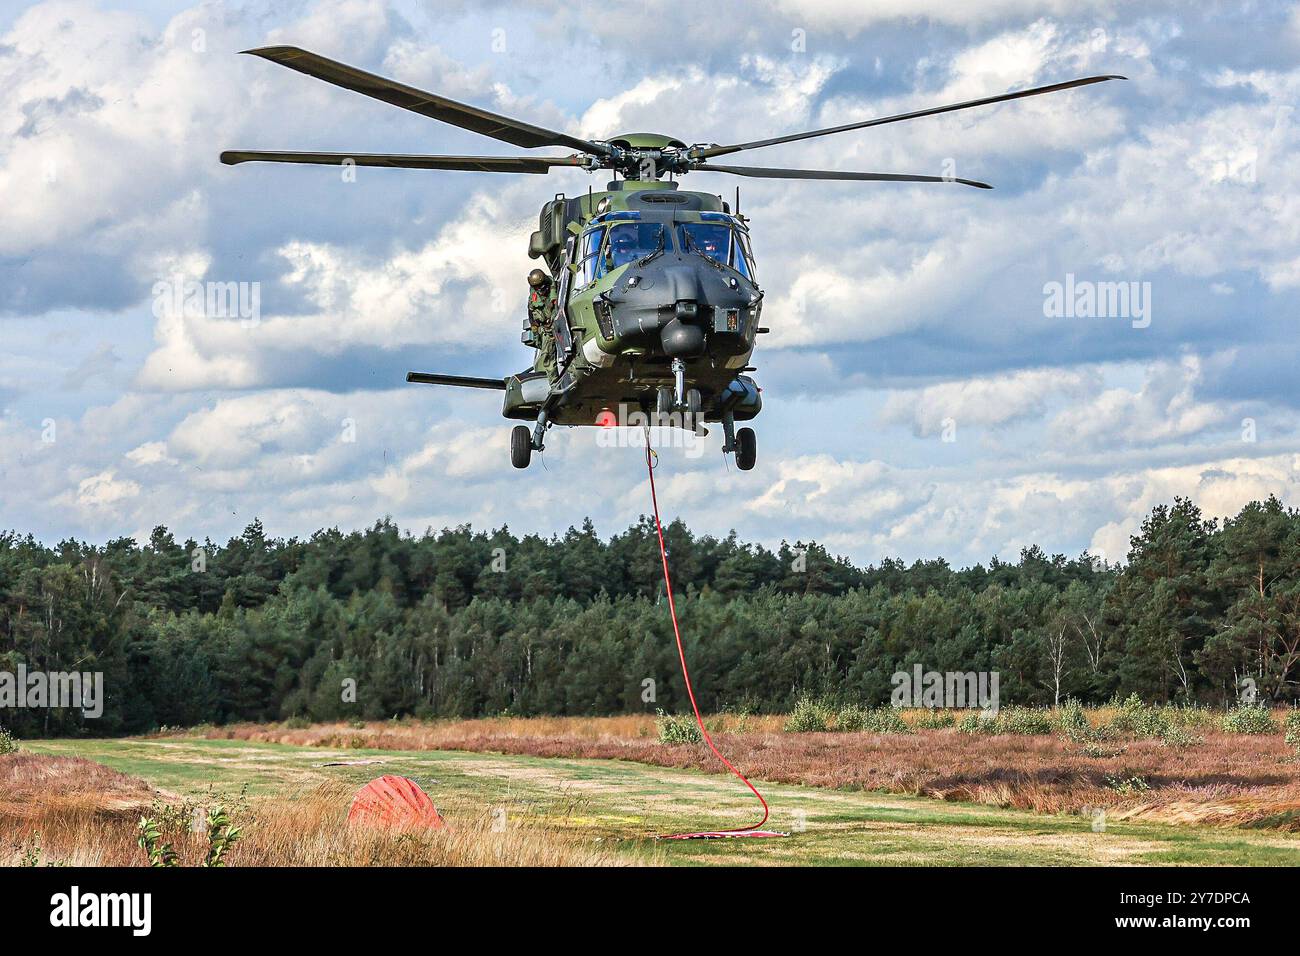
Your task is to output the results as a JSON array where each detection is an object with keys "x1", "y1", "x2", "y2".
[
  {"x1": 510, "y1": 425, "x2": 532, "y2": 469},
  {"x1": 735, "y1": 427, "x2": 756, "y2": 471},
  {"x1": 656, "y1": 386, "x2": 674, "y2": 417},
  {"x1": 684, "y1": 388, "x2": 702, "y2": 416}
]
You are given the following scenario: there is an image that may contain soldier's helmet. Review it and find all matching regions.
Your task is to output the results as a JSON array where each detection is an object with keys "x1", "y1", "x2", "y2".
[{"x1": 527, "y1": 269, "x2": 550, "y2": 289}]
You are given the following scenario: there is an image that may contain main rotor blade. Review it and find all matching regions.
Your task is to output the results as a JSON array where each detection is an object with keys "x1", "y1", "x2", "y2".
[
  {"x1": 220, "y1": 150, "x2": 586, "y2": 173},
  {"x1": 692, "y1": 75, "x2": 1125, "y2": 160},
  {"x1": 692, "y1": 163, "x2": 993, "y2": 189},
  {"x1": 242, "y1": 46, "x2": 608, "y2": 155}
]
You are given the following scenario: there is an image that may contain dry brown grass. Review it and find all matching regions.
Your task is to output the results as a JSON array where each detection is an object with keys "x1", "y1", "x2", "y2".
[
  {"x1": 0, "y1": 753, "x2": 625, "y2": 867},
  {"x1": 0, "y1": 752, "x2": 163, "y2": 819},
  {"x1": 177, "y1": 714, "x2": 1300, "y2": 831}
]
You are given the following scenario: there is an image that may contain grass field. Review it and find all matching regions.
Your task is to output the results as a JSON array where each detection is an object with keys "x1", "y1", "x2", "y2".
[
  {"x1": 18, "y1": 736, "x2": 1300, "y2": 866},
  {"x1": 179, "y1": 709, "x2": 1300, "y2": 829}
]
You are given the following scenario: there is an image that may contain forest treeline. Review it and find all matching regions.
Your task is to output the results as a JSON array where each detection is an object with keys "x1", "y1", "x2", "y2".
[{"x1": 1, "y1": 496, "x2": 1298, "y2": 736}]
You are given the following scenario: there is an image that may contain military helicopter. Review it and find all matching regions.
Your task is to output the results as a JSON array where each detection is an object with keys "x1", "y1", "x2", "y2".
[{"x1": 222, "y1": 46, "x2": 1123, "y2": 470}]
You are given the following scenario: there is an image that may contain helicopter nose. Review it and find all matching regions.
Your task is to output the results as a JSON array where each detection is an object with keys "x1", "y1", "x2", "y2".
[
  {"x1": 606, "y1": 256, "x2": 754, "y2": 358},
  {"x1": 661, "y1": 309, "x2": 705, "y2": 356}
]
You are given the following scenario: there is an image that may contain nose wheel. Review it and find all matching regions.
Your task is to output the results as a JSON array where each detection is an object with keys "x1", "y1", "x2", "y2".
[{"x1": 660, "y1": 359, "x2": 702, "y2": 420}]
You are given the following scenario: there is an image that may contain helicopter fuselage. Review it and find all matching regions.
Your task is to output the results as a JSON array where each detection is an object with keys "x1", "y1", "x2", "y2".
[{"x1": 503, "y1": 177, "x2": 764, "y2": 430}]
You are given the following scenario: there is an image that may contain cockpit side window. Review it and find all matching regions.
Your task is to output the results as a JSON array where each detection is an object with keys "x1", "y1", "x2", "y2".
[
  {"x1": 577, "y1": 227, "x2": 605, "y2": 285},
  {"x1": 734, "y1": 230, "x2": 756, "y2": 280}
]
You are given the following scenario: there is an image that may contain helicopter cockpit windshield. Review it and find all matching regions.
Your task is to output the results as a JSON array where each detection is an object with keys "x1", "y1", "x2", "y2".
[
  {"x1": 604, "y1": 222, "x2": 666, "y2": 271},
  {"x1": 678, "y1": 219, "x2": 755, "y2": 280}
]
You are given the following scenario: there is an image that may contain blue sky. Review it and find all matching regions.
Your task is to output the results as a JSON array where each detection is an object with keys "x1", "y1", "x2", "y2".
[{"x1": 2, "y1": 0, "x2": 1299, "y2": 566}]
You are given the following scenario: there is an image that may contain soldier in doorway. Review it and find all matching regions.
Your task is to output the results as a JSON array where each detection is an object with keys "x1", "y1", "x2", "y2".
[{"x1": 525, "y1": 268, "x2": 558, "y2": 376}]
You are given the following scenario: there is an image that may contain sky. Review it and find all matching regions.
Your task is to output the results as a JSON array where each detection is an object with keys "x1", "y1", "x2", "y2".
[{"x1": 2, "y1": 0, "x2": 1299, "y2": 567}]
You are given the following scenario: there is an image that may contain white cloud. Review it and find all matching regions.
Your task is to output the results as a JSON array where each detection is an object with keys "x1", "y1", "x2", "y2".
[
  {"x1": 75, "y1": 469, "x2": 140, "y2": 508},
  {"x1": 125, "y1": 441, "x2": 175, "y2": 467},
  {"x1": 1048, "y1": 356, "x2": 1237, "y2": 448},
  {"x1": 135, "y1": 188, "x2": 537, "y2": 390},
  {"x1": 880, "y1": 366, "x2": 1097, "y2": 436}
]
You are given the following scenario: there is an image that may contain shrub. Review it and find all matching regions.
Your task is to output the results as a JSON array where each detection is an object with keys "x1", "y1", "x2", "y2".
[
  {"x1": 203, "y1": 806, "x2": 242, "y2": 867},
  {"x1": 1105, "y1": 773, "x2": 1151, "y2": 796},
  {"x1": 1159, "y1": 725, "x2": 1203, "y2": 748},
  {"x1": 784, "y1": 695, "x2": 830, "y2": 733},
  {"x1": 0, "y1": 725, "x2": 18, "y2": 755},
  {"x1": 656, "y1": 710, "x2": 702, "y2": 745},
  {"x1": 1221, "y1": 705, "x2": 1276, "y2": 736},
  {"x1": 956, "y1": 707, "x2": 1053, "y2": 736},
  {"x1": 1161, "y1": 703, "x2": 1216, "y2": 729},
  {"x1": 833, "y1": 703, "x2": 870, "y2": 731},
  {"x1": 1055, "y1": 700, "x2": 1092, "y2": 741},
  {"x1": 862, "y1": 708, "x2": 911, "y2": 735},
  {"x1": 957, "y1": 711, "x2": 993, "y2": 734},
  {"x1": 995, "y1": 707, "x2": 1054, "y2": 736},
  {"x1": 1284, "y1": 711, "x2": 1300, "y2": 756},
  {"x1": 137, "y1": 817, "x2": 179, "y2": 867},
  {"x1": 1078, "y1": 741, "x2": 1128, "y2": 758},
  {"x1": 912, "y1": 709, "x2": 956, "y2": 730},
  {"x1": 1107, "y1": 694, "x2": 1169, "y2": 738}
]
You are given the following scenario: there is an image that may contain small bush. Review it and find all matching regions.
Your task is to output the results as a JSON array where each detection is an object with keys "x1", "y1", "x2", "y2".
[
  {"x1": 997, "y1": 707, "x2": 1054, "y2": 736},
  {"x1": 955, "y1": 707, "x2": 1053, "y2": 736},
  {"x1": 203, "y1": 806, "x2": 242, "y2": 867},
  {"x1": 1105, "y1": 773, "x2": 1151, "y2": 796},
  {"x1": 1159, "y1": 725, "x2": 1204, "y2": 748},
  {"x1": 957, "y1": 711, "x2": 994, "y2": 735},
  {"x1": 1221, "y1": 705, "x2": 1276, "y2": 736},
  {"x1": 137, "y1": 817, "x2": 179, "y2": 867},
  {"x1": 912, "y1": 709, "x2": 956, "y2": 730},
  {"x1": 1055, "y1": 700, "x2": 1092, "y2": 740},
  {"x1": 1161, "y1": 703, "x2": 1216, "y2": 729},
  {"x1": 1107, "y1": 694, "x2": 1169, "y2": 738},
  {"x1": 0, "y1": 725, "x2": 18, "y2": 755},
  {"x1": 833, "y1": 703, "x2": 870, "y2": 731},
  {"x1": 1078, "y1": 741, "x2": 1128, "y2": 758},
  {"x1": 862, "y1": 708, "x2": 911, "y2": 735},
  {"x1": 1284, "y1": 711, "x2": 1300, "y2": 756},
  {"x1": 784, "y1": 695, "x2": 830, "y2": 733},
  {"x1": 656, "y1": 710, "x2": 702, "y2": 745}
]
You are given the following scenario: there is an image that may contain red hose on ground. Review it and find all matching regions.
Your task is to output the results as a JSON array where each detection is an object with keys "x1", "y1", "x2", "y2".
[{"x1": 644, "y1": 439, "x2": 777, "y2": 838}]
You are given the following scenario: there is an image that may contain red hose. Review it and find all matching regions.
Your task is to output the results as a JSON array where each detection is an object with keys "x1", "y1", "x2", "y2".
[{"x1": 644, "y1": 440, "x2": 771, "y2": 836}]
